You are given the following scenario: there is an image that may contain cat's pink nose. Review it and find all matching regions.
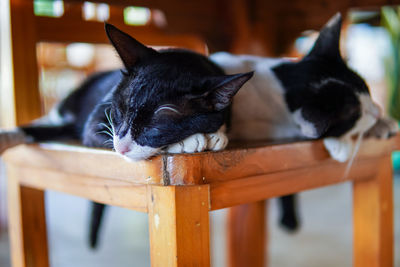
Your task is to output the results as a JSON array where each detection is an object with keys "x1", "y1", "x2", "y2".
[
  {"x1": 118, "y1": 146, "x2": 131, "y2": 155},
  {"x1": 114, "y1": 143, "x2": 131, "y2": 155}
]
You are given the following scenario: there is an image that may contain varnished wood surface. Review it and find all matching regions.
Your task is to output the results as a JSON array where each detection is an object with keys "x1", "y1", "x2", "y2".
[
  {"x1": 9, "y1": 0, "x2": 42, "y2": 125},
  {"x1": 353, "y1": 155, "x2": 394, "y2": 267},
  {"x1": 147, "y1": 185, "x2": 210, "y2": 267},
  {"x1": 8, "y1": 166, "x2": 49, "y2": 267},
  {"x1": 227, "y1": 201, "x2": 266, "y2": 267},
  {"x1": 3, "y1": 136, "x2": 399, "y2": 211},
  {"x1": 3, "y1": 143, "x2": 165, "y2": 185},
  {"x1": 15, "y1": 167, "x2": 149, "y2": 212},
  {"x1": 4, "y1": 136, "x2": 399, "y2": 185}
]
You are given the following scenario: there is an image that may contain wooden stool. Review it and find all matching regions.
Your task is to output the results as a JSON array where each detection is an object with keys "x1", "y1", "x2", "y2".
[{"x1": 3, "y1": 136, "x2": 397, "y2": 267}]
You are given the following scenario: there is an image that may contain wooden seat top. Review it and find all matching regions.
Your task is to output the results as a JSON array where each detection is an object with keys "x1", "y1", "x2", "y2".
[{"x1": 3, "y1": 136, "x2": 399, "y2": 211}]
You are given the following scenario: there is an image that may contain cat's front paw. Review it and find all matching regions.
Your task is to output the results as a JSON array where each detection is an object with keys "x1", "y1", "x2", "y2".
[
  {"x1": 166, "y1": 133, "x2": 207, "y2": 154},
  {"x1": 323, "y1": 137, "x2": 352, "y2": 162},
  {"x1": 366, "y1": 117, "x2": 398, "y2": 139},
  {"x1": 206, "y1": 131, "x2": 228, "y2": 151}
]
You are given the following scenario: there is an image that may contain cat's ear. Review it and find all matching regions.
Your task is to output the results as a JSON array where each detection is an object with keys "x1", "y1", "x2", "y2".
[
  {"x1": 105, "y1": 23, "x2": 157, "y2": 70},
  {"x1": 293, "y1": 106, "x2": 332, "y2": 138},
  {"x1": 207, "y1": 72, "x2": 254, "y2": 111},
  {"x1": 305, "y1": 13, "x2": 342, "y2": 60}
]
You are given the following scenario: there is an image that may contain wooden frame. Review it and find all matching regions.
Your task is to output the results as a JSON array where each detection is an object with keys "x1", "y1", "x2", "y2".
[{"x1": 3, "y1": 136, "x2": 398, "y2": 267}]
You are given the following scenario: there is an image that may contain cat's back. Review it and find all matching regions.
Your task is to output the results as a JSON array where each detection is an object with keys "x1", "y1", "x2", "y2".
[
  {"x1": 210, "y1": 52, "x2": 286, "y2": 79},
  {"x1": 210, "y1": 52, "x2": 300, "y2": 140}
]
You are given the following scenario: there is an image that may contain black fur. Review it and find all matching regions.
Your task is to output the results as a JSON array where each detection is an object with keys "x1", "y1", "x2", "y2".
[
  {"x1": 273, "y1": 13, "x2": 369, "y2": 138},
  {"x1": 19, "y1": 24, "x2": 253, "y2": 248},
  {"x1": 17, "y1": 14, "x2": 369, "y2": 247}
]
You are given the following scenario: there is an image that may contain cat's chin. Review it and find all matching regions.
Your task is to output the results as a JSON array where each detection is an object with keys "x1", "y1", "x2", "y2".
[{"x1": 118, "y1": 147, "x2": 161, "y2": 162}]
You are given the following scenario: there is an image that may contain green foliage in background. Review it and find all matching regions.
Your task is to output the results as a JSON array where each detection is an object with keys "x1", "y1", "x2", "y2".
[
  {"x1": 34, "y1": 0, "x2": 63, "y2": 17},
  {"x1": 381, "y1": 6, "x2": 400, "y2": 120}
]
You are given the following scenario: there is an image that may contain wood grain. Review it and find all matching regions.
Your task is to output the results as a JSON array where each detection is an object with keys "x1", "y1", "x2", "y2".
[
  {"x1": 227, "y1": 201, "x2": 267, "y2": 267},
  {"x1": 210, "y1": 157, "x2": 378, "y2": 210},
  {"x1": 9, "y1": 0, "x2": 42, "y2": 125},
  {"x1": 164, "y1": 136, "x2": 400, "y2": 185},
  {"x1": 3, "y1": 144, "x2": 164, "y2": 185},
  {"x1": 147, "y1": 185, "x2": 210, "y2": 267},
  {"x1": 8, "y1": 164, "x2": 148, "y2": 212},
  {"x1": 353, "y1": 155, "x2": 394, "y2": 267},
  {"x1": 7, "y1": 166, "x2": 49, "y2": 267}
]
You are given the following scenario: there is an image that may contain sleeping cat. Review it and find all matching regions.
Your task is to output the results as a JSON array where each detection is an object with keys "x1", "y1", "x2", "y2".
[
  {"x1": 1, "y1": 13, "x2": 396, "y2": 247},
  {"x1": 211, "y1": 13, "x2": 397, "y2": 163}
]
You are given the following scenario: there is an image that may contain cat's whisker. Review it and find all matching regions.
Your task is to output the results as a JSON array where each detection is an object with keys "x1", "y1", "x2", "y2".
[
  {"x1": 103, "y1": 139, "x2": 114, "y2": 147},
  {"x1": 104, "y1": 108, "x2": 115, "y2": 135},
  {"x1": 97, "y1": 129, "x2": 113, "y2": 138},
  {"x1": 99, "y1": 122, "x2": 114, "y2": 136},
  {"x1": 99, "y1": 102, "x2": 112, "y2": 106},
  {"x1": 343, "y1": 132, "x2": 364, "y2": 179}
]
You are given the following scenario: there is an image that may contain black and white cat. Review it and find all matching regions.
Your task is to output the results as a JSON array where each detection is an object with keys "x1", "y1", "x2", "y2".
[
  {"x1": 3, "y1": 14, "x2": 395, "y2": 163},
  {"x1": 211, "y1": 13, "x2": 397, "y2": 162},
  {"x1": 1, "y1": 13, "x2": 396, "y2": 247},
  {"x1": 9, "y1": 25, "x2": 253, "y2": 159}
]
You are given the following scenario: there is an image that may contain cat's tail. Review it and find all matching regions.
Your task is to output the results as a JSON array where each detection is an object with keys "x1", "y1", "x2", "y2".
[
  {"x1": 0, "y1": 129, "x2": 29, "y2": 154},
  {"x1": 89, "y1": 202, "x2": 107, "y2": 249}
]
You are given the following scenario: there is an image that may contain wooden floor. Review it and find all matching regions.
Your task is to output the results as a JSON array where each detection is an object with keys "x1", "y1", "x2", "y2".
[{"x1": 0, "y1": 175, "x2": 399, "y2": 267}]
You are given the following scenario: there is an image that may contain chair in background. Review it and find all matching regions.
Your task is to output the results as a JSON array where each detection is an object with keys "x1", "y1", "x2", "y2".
[{"x1": 1, "y1": 0, "x2": 397, "y2": 267}]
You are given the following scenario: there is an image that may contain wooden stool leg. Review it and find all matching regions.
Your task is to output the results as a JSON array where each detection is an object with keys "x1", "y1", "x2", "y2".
[
  {"x1": 7, "y1": 167, "x2": 49, "y2": 267},
  {"x1": 147, "y1": 185, "x2": 210, "y2": 267},
  {"x1": 353, "y1": 155, "x2": 393, "y2": 267},
  {"x1": 227, "y1": 200, "x2": 267, "y2": 267}
]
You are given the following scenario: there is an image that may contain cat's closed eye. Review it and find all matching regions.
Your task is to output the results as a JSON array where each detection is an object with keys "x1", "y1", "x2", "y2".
[{"x1": 154, "y1": 104, "x2": 182, "y2": 117}]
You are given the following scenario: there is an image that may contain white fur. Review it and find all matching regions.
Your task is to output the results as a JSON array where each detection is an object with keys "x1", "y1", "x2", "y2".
[
  {"x1": 34, "y1": 107, "x2": 75, "y2": 126},
  {"x1": 210, "y1": 52, "x2": 302, "y2": 141},
  {"x1": 114, "y1": 129, "x2": 160, "y2": 161},
  {"x1": 292, "y1": 109, "x2": 318, "y2": 138},
  {"x1": 166, "y1": 133, "x2": 207, "y2": 153},
  {"x1": 211, "y1": 52, "x2": 396, "y2": 163},
  {"x1": 206, "y1": 125, "x2": 228, "y2": 151},
  {"x1": 324, "y1": 93, "x2": 382, "y2": 161},
  {"x1": 166, "y1": 126, "x2": 228, "y2": 154},
  {"x1": 323, "y1": 137, "x2": 353, "y2": 162}
]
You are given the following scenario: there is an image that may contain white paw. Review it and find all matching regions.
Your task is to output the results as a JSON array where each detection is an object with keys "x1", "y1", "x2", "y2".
[
  {"x1": 0, "y1": 128, "x2": 27, "y2": 154},
  {"x1": 323, "y1": 138, "x2": 353, "y2": 162},
  {"x1": 166, "y1": 133, "x2": 207, "y2": 154},
  {"x1": 206, "y1": 131, "x2": 228, "y2": 151},
  {"x1": 366, "y1": 117, "x2": 398, "y2": 139}
]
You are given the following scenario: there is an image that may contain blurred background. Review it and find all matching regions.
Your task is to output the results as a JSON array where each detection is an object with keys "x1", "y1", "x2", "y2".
[{"x1": 0, "y1": 0, "x2": 400, "y2": 266}]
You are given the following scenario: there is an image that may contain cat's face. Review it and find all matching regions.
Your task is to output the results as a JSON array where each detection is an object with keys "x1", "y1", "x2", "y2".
[
  {"x1": 273, "y1": 13, "x2": 381, "y2": 140},
  {"x1": 105, "y1": 24, "x2": 252, "y2": 160}
]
